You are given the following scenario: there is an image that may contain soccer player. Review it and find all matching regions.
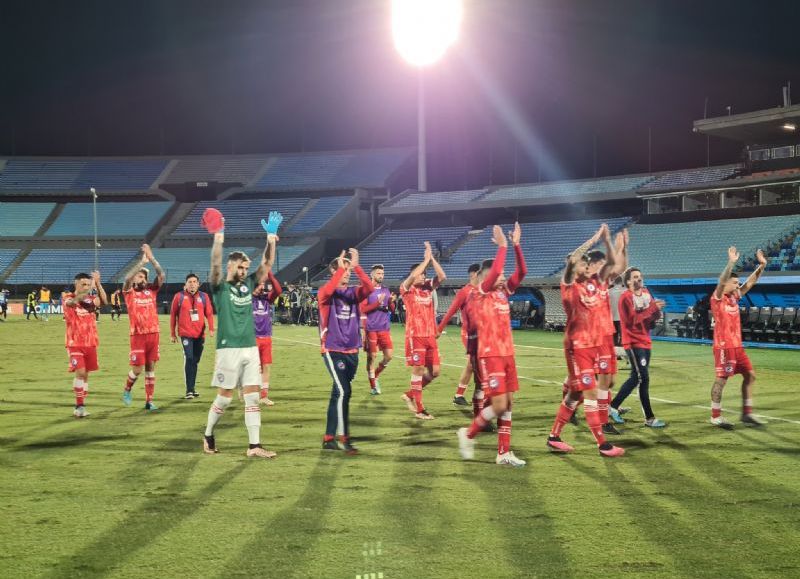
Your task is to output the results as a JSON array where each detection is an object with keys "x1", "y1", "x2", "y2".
[
  {"x1": 121, "y1": 244, "x2": 165, "y2": 411},
  {"x1": 110, "y1": 289, "x2": 123, "y2": 321},
  {"x1": 0, "y1": 287, "x2": 9, "y2": 320},
  {"x1": 319, "y1": 248, "x2": 374, "y2": 454},
  {"x1": 203, "y1": 230, "x2": 277, "y2": 458},
  {"x1": 63, "y1": 271, "x2": 107, "y2": 418},
  {"x1": 585, "y1": 229, "x2": 627, "y2": 434},
  {"x1": 170, "y1": 273, "x2": 215, "y2": 399},
  {"x1": 437, "y1": 263, "x2": 481, "y2": 407},
  {"x1": 457, "y1": 223, "x2": 528, "y2": 467},
  {"x1": 400, "y1": 241, "x2": 447, "y2": 419},
  {"x1": 709, "y1": 247, "x2": 767, "y2": 429},
  {"x1": 26, "y1": 290, "x2": 38, "y2": 320},
  {"x1": 38, "y1": 286, "x2": 51, "y2": 321},
  {"x1": 253, "y1": 260, "x2": 282, "y2": 406},
  {"x1": 361, "y1": 264, "x2": 394, "y2": 396},
  {"x1": 609, "y1": 267, "x2": 667, "y2": 427},
  {"x1": 546, "y1": 224, "x2": 625, "y2": 457}
]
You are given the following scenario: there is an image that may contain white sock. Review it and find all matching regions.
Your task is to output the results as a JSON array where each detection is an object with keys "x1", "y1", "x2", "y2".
[
  {"x1": 261, "y1": 382, "x2": 269, "y2": 393},
  {"x1": 205, "y1": 395, "x2": 231, "y2": 436},
  {"x1": 243, "y1": 392, "x2": 261, "y2": 445},
  {"x1": 480, "y1": 405, "x2": 497, "y2": 423}
]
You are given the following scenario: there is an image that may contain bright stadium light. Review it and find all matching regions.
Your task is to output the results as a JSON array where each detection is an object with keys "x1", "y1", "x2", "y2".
[{"x1": 392, "y1": 0, "x2": 463, "y2": 67}]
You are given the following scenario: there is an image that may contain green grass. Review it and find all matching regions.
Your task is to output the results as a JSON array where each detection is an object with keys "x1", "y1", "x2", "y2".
[{"x1": 1, "y1": 315, "x2": 799, "y2": 578}]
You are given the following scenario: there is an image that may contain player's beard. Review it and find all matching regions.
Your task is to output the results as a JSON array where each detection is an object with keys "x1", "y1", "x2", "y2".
[{"x1": 135, "y1": 281, "x2": 147, "y2": 291}]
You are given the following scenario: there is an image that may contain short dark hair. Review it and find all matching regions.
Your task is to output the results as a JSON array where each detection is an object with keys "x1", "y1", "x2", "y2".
[
  {"x1": 74, "y1": 273, "x2": 92, "y2": 281},
  {"x1": 409, "y1": 263, "x2": 421, "y2": 275},
  {"x1": 329, "y1": 257, "x2": 351, "y2": 272},
  {"x1": 468, "y1": 263, "x2": 481, "y2": 274},
  {"x1": 623, "y1": 267, "x2": 640, "y2": 286},
  {"x1": 227, "y1": 251, "x2": 249, "y2": 263},
  {"x1": 371, "y1": 264, "x2": 384, "y2": 271},
  {"x1": 586, "y1": 250, "x2": 606, "y2": 264},
  {"x1": 185, "y1": 273, "x2": 199, "y2": 282},
  {"x1": 480, "y1": 259, "x2": 494, "y2": 273}
]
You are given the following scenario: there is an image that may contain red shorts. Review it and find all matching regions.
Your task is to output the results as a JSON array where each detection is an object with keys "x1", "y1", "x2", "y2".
[
  {"x1": 478, "y1": 355, "x2": 519, "y2": 396},
  {"x1": 595, "y1": 335, "x2": 618, "y2": 375},
  {"x1": 714, "y1": 347, "x2": 753, "y2": 378},
  {"x1": 405, "y1": 336, "x2": 440, "y2": 367},
  {"x1": 365, "y1": 330, "x2": 393, "y2": 354},
  {"x1": 257, "y1": 336, "x2": 272, "y2": 365},
  {"x1": 565, "y1": 346, "x2": 599, "y2": 391},
  {"x1": 130, "y1": 333, "x2": 160, "y2": 366},
  {"x1": 67, "y1": 347, "x2": 98, "y2": 373}
]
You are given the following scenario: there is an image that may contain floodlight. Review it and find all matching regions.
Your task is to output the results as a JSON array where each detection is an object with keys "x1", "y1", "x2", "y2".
[{"x1": 392, "y1": 0, "x2": 463, "y2": 67}]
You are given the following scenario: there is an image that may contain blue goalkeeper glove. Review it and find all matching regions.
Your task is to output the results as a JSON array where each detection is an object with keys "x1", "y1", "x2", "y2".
[{"x1": 261, "y1": 211, "x2": 284, "y2": 235}]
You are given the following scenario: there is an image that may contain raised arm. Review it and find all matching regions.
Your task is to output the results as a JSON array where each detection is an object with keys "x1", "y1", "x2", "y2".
[
  {"x1": 64, "y1": 283, "x2": 93, "y2": 308},
  {"x1": 255, "y1": 235, "x2": 278, "y2": 284},
  {"x1": 480, "y1": 225, "x2": 508, "y2": 293},
  {"x1": 92, "y1": 271, "x2": 108, "y2": 306},
  {"x1": 596, "y1": 225, "x2": 617, "y2": 282},
  {"x1": 318, "y1": 251, "x2": 347, "y2": 304},
  {"x1": 605, "y1": 229, "x2": 628, "y2": 279},
  {"x1": 122, "y1": 248, "x2": 149, "y2": 291},
  {"x1": 506, "y1": 223, "x2": 527, "y2": 293},
  {"x1": 739, "y1": 249, "x2": 767, "y2": 297},
  {"x1": 714, "y1": 246, "x2": 739, "y2": 300},
  {"x1": 401, "y1": 242, "x2": 433, "y2": 292},
  {"x1": 429, "y1": 247, "x2": 447, "y2": 289},
  {"x1": 210, "y1": 232, "x2": 225, "y2": 287},
  {"x1": 349, "y1": 249, "x2": 375, "y2": 301},
  {"x1": 141, "y1": 244, "x2": 165, "y2": 289},
  {"x1": 436, "y1": 287, "x2": 468, "y2": 335},
  {"x1": 266, "y1": 270, "x2": 283, "y2": 303},
  {"x1": 564, "y1": 224, "x2": 605, "y2": 284}
]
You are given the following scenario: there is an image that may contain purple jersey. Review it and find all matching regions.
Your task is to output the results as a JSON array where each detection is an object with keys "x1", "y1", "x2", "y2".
[
  {"x1": 319, "y1": 287, "x2": 363, "y2": 352},
  {"x1": 364, "y1": 286, "x2": 392, "y2": 332},
  {"x1": 252, "y1": 294, "x2": 274, "y2": 338}
]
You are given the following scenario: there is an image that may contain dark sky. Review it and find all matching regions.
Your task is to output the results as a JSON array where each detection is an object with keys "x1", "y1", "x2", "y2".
[{"x1": 1, "y1": 0, "x2": 799, "y2": 190}]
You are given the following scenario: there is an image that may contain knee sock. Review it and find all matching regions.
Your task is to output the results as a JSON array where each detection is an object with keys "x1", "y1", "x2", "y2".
[
  {"x1": 598, "y1": 389, "x2": 609, "y2": 424},
  {"x1": 584, "y1": 399, "x2": 607, "y2": 446},
  {"x1": 368, "y1": 368, "x2": 376, "y2": 388},
  {"x1": 472, "y1": 387, "x2": 485, "y2": 418},
  {"x1": 455, "y1": 383, "x2": 468, "y2": 398},
  {"x1": 375, "y1": 359, "x2": 390, "y2": 378},
  {"x1": 409, "y1": 375, "x2": 424, "y2": 412},
  {"x1": 467, "y1": 406, "x2": 497, "y2": 439},
  {"x1": 144, "y1": 372, "x2": 155, "y2": 403},
  {"x1": 260, "y1": 382, "x2": 270, "y2": 399},
  {"x1": 243, "y1": 391, "x2": 261, "y2": 446},
  {"x1": 550, "y1": 399, "x2": 578, "y2": 438},
  {"x1": 205, "y1": 395, "x2": 231, "y2": 436},
  {"x1": 125, "y1": 370, "x2": 138, "y2": 391},
  {"x1": 73, "y1": 378, "x2": 87, "y2": 407},
  {"x1": 497, "y1": 411, "x2": 511, "y2": 454},
  {"x1": 743, "y1": 398, "x2": 753, "y2": 415},
  {"x1": 711, "y1": 402, "x2": 722, "y2": 419}
]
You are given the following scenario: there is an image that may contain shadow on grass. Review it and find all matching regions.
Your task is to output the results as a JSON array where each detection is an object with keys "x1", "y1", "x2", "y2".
[
  {"x1": 45, "y1": 456, "x2": 248, "y2": 578},
  {"x1": 11, "y1": 434, "x2": 127, "y2": 451}
]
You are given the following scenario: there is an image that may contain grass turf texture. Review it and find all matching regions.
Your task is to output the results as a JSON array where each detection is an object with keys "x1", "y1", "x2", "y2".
[{"x1": 1, "y1": 315, "x2": 799, "y2": 578}]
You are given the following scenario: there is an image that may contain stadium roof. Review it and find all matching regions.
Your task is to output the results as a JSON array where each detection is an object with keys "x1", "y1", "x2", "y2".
[{"x1": 693, "y1": 104, "x2": 800, "y2": 143}]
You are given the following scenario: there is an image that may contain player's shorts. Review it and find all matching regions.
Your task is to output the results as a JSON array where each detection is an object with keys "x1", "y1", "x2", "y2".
[
  {"x1": 565, "y1": 346, "x2": 599, "y2": 391},
  {"x1": 256, "y1": 336, "x2": 272, "y2": 365},
  {"x1": 478, "y1": 355, "x2": 519, "y2": 396},
  {"x1": 365, "y1": 330, "x2": 393, "y2": 354},
  {"x1": 714, "y1": 347, "x2": 753, "y2": 378},
  {"x1": 595, "y1": 334, "x2": 618, "y2": 375},
  {"x1": 130, "y1": 333, "x2": 160, "y2": 366},
  {"x1": 212, "y1": 346, "x2": 261, "y2": 389},
  {"x1": 405, "y1": 336, "x2": 440, "y2": 367},
  {"x1": 67, "y1": 347, "x2": 98, "y2": 373}
]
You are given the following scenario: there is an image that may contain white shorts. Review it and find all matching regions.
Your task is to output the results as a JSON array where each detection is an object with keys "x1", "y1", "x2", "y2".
[{"x1": 211, "y1": 347, "x2": 261, "y2": 389}]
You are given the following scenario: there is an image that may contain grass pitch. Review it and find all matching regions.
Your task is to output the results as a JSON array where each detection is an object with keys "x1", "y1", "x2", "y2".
[{"x1": 1, "y1": 315, "x2": 799, "y2": 578}]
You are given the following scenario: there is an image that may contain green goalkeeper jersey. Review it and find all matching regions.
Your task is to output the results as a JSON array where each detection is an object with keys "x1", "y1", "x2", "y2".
[{"x1": 212, "y1": 274, "x2": 257, "y2": 350}]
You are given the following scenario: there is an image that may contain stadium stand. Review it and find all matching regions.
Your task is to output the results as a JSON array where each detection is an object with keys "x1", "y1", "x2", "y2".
[
  {"x1": 73, "y1": 159, "x2": 168, "y2": 189},
  {"x1": 357, "y1": 226, "x2": 472, "y2": 280},
  {"x1": 483, "y1": 175, "x2": 654, "y2": 202},
  {"x1": 641, "y1": 164, "x2": 740, "y2": 190},
  {"x1": 0, "y1": 249, "x2": 21, "y2": 277},
  {"x1": 446, "y1": 217, "x2": 633, "y2": 278},
  {"x1": 627, "y1": 215, "x2": 800, "y2": 275},
  {"x1": 6, "y1": 249, "x2": 138, "y2": 284},
  {"x1": 388, "y1": 189, "x2": 488, "y2": 209},
  {"x1": 288, "y1": 196, "x2": 351, "y2": 233},
  {"x1": 162, "y1": 157, "x2": 268, "y2": 185},
  {"x1": 172, "y1": 198, "x2": 309, "y2": 236},
  {"x1": 0, "y1": 202, "x2": 55, "y2": 236},
  {"x1": 0, "y1": 159, "x2": 167, "y2": 191},
  {"x1": 45, "y1": 202, "x2": 172, "y2": 237},
  {"x1": 541, "y1": 287, "x2": 566, "y2": 330}
]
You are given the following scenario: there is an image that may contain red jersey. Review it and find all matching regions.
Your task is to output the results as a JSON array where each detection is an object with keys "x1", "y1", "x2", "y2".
[
  {"x1": 437, "y1": 283, "x2": 477, "y2": 341},
  {"x1": 64, "y1": 293, "x2": 99, "y2": 348},
  {"x1": 590, "y1": 275, "x2": 615, "y2": 336},
  {"x1": 562, "y1": 278, "x2": 606, "y2": 349},
  {"x1": 711, "y1": 289, "x2": 742, "y2": 349},
  {"x1": 401, "y1": 280, "x2": 437, "y2": 338},
  {"x1": 618, "y1": 288, "x2": 661, "y2": 349},
  {"x1": 124, "y1": 284, "x2": 161, "y2": 336}
]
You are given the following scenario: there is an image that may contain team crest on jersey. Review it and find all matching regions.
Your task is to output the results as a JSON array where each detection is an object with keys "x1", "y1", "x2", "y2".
[
  {"x1": 216, "y1": 373, "x2": 225, "y2": 383},
  {"x1": 412, "y1": 353, "x2": 420, "y2": 362},
  {"x1": 239, "y1": 286, "x2": 249, "y2": 295},
  {"x1": 489, "y1": 378, "x2": 499, "y2": 389},
  {"x1": 599, "y1": 360, "x2": 608, "y2": 370},
  {"x1": 581, "y1": 374, "x2": 592, "y2": 385},
  {"x1": 587, "y1": 283, "x2": 596, "y2": 292},
  {"x1": 640, "y1": 358, "x2": 647, "y2": 367},
  {"x1": 725, "y1": 364, "x2": 734, "y2": 374},
  {"x1": 144, "y1": 290, "x2": 151, "y2": 296},
  {"x1": 183, "y1": 339, "x2": 189, "y2": 346},
  {"x1": 130, "y1": 354, "x2": 137, "y2": 362},
  {"x1": 336, "y1": 360, "x2": 346, "y2": 370},
  {"x1": 71, "y1": 358, "x2": 78, "y2": 367}
]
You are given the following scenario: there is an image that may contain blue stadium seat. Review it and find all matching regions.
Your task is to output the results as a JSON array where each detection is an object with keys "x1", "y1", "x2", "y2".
[
  {"x1": 45, "y1": 202, "x2": 172, "y2": 237},
  {"x1": 288, "y1": 196, "x2": 351, "y2": 233},
  {"x1": 163, "y1": 157, "x2": 269, "y2": 185},
  {"x1": 7, "y1": 249, "x2": 138, "y2": 284},
  {"x1": 483, "y1": 176, "x2": 654, "y2": 202},
  {"x1": 387, "y1": 189, "x2": 487, "y2": 209},
  {"x1": 173, "y1": 198, "x2": 310, "y2": 236},
  {"x1": 73, "y1": 160, "x2": 168, "y2": 189},
  {"x1": 0, "y1": 203, "x2": 55, "y2": 236},
  {"x1": 0, "y1": 249, "x2": 21, "y2": 276},
  {"x1": 641, "y1": 165, "x2": 740, "y2": 190},
  {"x1": 0, "y1": 160, "x2": 85, "y2": 190}
]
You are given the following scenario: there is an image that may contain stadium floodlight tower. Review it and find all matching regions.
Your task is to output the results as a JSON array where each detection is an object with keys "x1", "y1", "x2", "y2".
[{"x1": 392, "y1": 0, "x2": 463, "y2": 192}]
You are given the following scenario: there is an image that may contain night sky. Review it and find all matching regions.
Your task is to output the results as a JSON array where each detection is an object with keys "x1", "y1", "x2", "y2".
[{"x1": 1, "y1": 0, "x2": 799, "y2": 191}]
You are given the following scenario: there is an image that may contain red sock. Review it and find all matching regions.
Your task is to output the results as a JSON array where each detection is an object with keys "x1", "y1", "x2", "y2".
[
  {"x1": 375, "y1": 361, "x2": 388, "y2": 378},
  {"x1": 467, "y1": 406, "x2": 497, "y2": 438},
  {"x1": 410, "y1": 376, "x2": 424, "y2": 412},
  {"x1": 743, "y1": 399, "x2": 753, "y2": 415},
  {"x1": 598, "y1": 390, "x2": 609, "y2": 424},
  {"x1": 711, "y1": 403, "x2": 722, "y2": 419},
  {"x1": 144, "y1": 375, "x2": 155, "y2": 403},
  {"x1": 585, "y1": 401, "x2": 606, "y2": 446},
  {"x1": 73, "y1": 379, "x2": 86, "y2": 406},
  {"x1": 550, "y1": 401, "x2": 576, "y2": 438},
  {"x1": 125, "y1": 370, "x2": 137, "y2": 391},
  {"x1": 323, "y1": 434, "x2": 335, "y2": 442},
  {"x1": 472, "y1": 392, "x2": 484, "y2": 418},
  {"x1": 497, "y1": 413, "x2": 511, "y2": 454},
  {"x1": 455, "y1": 383, "x2": 467, "y2": 397},
  {"x1": 368, "y1": 371, "x2": 376, "y2": 388}
]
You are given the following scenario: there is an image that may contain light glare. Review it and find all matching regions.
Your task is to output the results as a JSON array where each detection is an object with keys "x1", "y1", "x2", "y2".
[{"x1": 392, "y1": 0, "x2": 463, "y2": 67}]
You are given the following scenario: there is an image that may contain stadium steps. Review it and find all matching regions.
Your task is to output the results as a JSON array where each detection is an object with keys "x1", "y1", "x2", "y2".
[
  {"x1": 283, "y1": 198, "x2": 318, "y2": 231},
  {"x1": 443, "y1": 228, "x2": 485, "y2": 261},
  {"x1": 0, "y1": 248, "x2": 32, "y2": 283},
  {"x1": 150, "y1": 202, "x2": 197, "y2": 247},
  {"x1": 34, "y1": 203, "x2": 66, "y2": 236},
  {"x1": 246, "y1": 157, "x2": 279, "y2": 188},
  {"x1": 151, "y1": 159, "x2": 179, "y2": 190}
]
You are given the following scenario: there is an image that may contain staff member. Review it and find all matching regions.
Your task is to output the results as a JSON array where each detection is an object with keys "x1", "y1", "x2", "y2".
[{"x1": 170, "y1": 273, "x2": 215, "y2": 399}]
